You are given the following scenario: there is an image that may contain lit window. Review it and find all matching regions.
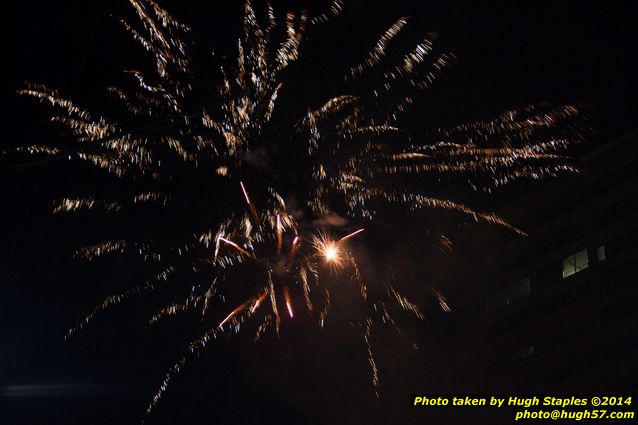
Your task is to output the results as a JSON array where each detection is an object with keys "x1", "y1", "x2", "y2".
[
  {"x1": 597, "y1": 245, "x2": 606, "y2": 262},
  {"x1": 562, "y1": 249, "x2": 589, "y2": 278},
  {"x1": 485, "y1": 277, "x2": 531, "y2": 314}
]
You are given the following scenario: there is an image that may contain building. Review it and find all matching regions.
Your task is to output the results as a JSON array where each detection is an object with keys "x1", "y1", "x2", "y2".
[{"x1": 435, "y1": 129, "x2": 638, "y2": 396}]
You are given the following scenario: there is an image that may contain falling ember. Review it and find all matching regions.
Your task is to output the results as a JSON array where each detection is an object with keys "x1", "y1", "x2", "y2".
[
  {"x1": 284, "y1": 287, "x2": 294, "y2": 318},
  {"x1": 218, "y1": 312, "x2": 234, "y2": 328},
  {"x1": 290, "y1": 235, "x2": 301, "y2": 257},
  {"x1": 431, "y1": 287, "x2": 452, "y2": 313},
  {"x1": 276, "y1": 214, "x2": 283, "y2": 255},
  {"x1": 239, "y1": 181, "x2": 251, "y2": 206},
  {"x1": 220, "y1": 291, "x2": 267, "y2": 328},
  {"x1": 218, "y1": 237, "x2": 250, "y2": 257},
  {"x1": 240, "y1": 181, "x2": 259, "y2": 222},
  {"x1": 250, "y1": 291, "x2": 268, "y2": 314},
  {"x1": 218, "y1": 301, "x2": 248, "y2": 328}
]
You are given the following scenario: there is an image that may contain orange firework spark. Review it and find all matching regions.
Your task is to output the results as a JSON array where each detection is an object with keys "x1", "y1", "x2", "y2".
[
  {"x1": 289, "y1": 235, "x2": 301, "y2": 258},
  {"x1": 283, "y1": 287, "x2": 294, "y2": 318},
  {"x1": 218, "y1": 300, "x2": 249, "y2": 328},
  {"x1": 314, "y1": 236, "x2": 343, "y2": 268},
  {"x1": 250, "y1": 291, "x2": 268, "y2": 314},
  {"x1": 276, "y1": 214, "x2": 283, "y2": 255},
  {"x1": 240, "y1": 180, "x2": 259, "y2": 222},
  {"x1": 240, "y1": 181, "x2": 251, "y2": 205},
  {"x1": 311, "y1": 229, "x2": 364, "y2": 269},
  {"x1": 218, "y1": 236, "x2": 251, "y2": 257},
  {"x1": 338, "y1": 228, "x2": 365, "y2": 243}
]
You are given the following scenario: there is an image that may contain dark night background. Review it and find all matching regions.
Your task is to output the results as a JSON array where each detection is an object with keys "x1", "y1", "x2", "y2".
[{"x1": 2, "y1": 1, "x2": 638, "y2": 424}]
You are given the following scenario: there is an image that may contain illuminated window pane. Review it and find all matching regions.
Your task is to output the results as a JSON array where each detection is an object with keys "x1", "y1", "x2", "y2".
[
  {"x1": 597, "y1": 245, "x2": 606, "y2": 262},
  {"x1": 562, "y1": 249, "x2": 589, "y2": 278},
  {"x1": 575, "y1": 249, "x2": 589, "y2": 272},
  {"x1": 563, "y1": 257, "x2": 576, "y2": 278}
]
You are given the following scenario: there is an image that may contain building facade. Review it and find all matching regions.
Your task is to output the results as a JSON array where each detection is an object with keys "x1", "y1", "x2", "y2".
[{"x1": 436, "y1": 129, "x2": 638, "y2": 395}]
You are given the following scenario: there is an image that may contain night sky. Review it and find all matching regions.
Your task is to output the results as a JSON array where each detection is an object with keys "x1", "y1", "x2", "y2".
[{"x1": 2, "y1": 1, "x2": 638, "y2": 424}]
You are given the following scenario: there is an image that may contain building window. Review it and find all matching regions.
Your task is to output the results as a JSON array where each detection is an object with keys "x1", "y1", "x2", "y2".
[
  {"x1": 534, "y1": 192, "x2": 583, "y2": 225},
  {"x1": 539, "y1": 280, "x2": 591, "y2": 316},
  {"x1": 562, "y1": 249, "x2": 588, "y2": 278},
  {"x1": 486, "y1": 309, "x2": 533, "y2": 340},
  {"x1": 597, "y1": 245, "x2": 606, "y2": 262},
  {"x1": 554, "y1": 355, "x2": 597, "y2": 381},
  {"x1": 536, "y1": 221, "x2": 584, "y2": 258},
  {"x1": 543, "y1": 320, "x2": 593, "y2": 350},
  {"x1": 537, "y1": 261, "x2": 562, "y2": 291},
  {"x1": 485, "y1": 277, "x2": 531, "y2": 314},
  {"x1": 606, "y1": 227, "x2": 638, "y2": 257},
  {"x1": 594, "y1": 194, "x2": 638, "y2": 229},
  {"x1": 601, "y1": 294, "x2": 638, "y2": 325},
  {"x1": 600, "y1": 258, "x2": 638, "y2": 295},
  {"x1": 605, "y1": 336, "x2": 638, "y2": 361},
  {"x1": 591, "y1": 158, "x2": 638, "y2": 197},
  {"x1": 500, "y1": 345, "x2": 535, "y2": 366}
]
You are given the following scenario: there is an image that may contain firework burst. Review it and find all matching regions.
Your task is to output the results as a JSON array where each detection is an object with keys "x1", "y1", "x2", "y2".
[{"x1": 8, "y1": 0, "x2": 588, "y2": 419}]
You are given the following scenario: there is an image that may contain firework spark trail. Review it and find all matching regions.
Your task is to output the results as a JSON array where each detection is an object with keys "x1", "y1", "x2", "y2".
[
  {"x1": 8, "y1": 0, "x2": 590, "y2": 420},
  {"x1": 431, "y1": 287, "x2": 451, "y2": 313},
  {"x1": 250, "y1": 291, "x2": 268, "y2": 314},
  {"x1": 276, "y1": 214, "x2": 283, "y2": 255},
  {"x1": 218, "y1": 237, "x2": 251, "y2": 257},
  {"x1": 362, "y1": 318, "x2": 380, "y2": 396},
  {"x1": 338, "y1": 228, "x2": 364, "y2": 243},
  {"x1": 347, "y1": 251, "x2": 367, "y2": 302},
  {"x1": 66, "y1": 265, "x2": 175, "y2": 339},
  {"x1": 218, "y1": 298, "x2": 253, "y2": 328},
  {"x1": 283, "y1": 287, "x2": 294, "y2": 318},
  {"x1": 290, "y1": 235, "x2": 301, "y2": 257},
  {"x1": 349, "y1": 17, "x2": 410, "y2": 80},
  {"x1": 240, "y1": 181, "x2": 251, "y2": 205},
  {"x1": 267, "y1": 271, "x2": 281, "y2": 336},
  {"x1": 240, "y1": 180, "x2": 260, "y2": 222}
]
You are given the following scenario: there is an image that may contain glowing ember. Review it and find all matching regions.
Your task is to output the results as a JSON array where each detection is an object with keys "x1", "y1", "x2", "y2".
[{"x1": 325, "y1": 246, "x2": 338, "y2": 262}]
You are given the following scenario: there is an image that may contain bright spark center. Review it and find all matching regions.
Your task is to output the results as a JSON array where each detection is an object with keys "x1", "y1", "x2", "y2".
[{"x1": 325, "y1": 246, "x2": 338, "y2": 261}]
